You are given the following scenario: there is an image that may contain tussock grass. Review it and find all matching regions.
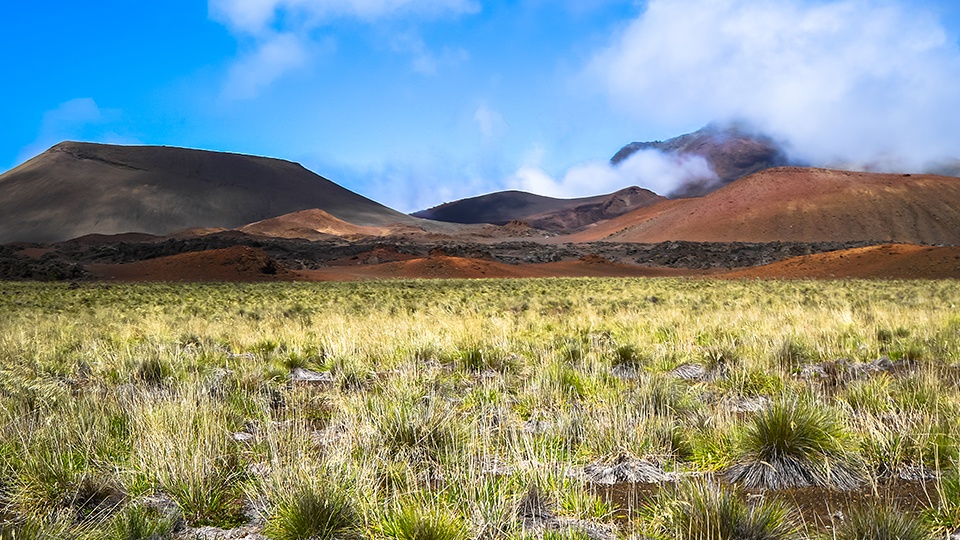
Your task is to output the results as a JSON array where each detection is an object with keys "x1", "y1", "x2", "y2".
[
  {"x1": 378, "y1": 503, "x2": 467, "y2": 540},
  {"x1": 0, "y1": 279, "x2": 959, "y2": 538},
  {"x1": 644, "y1": 480, "x2": 800, "y2": 540},
  {"x1": 837, "y1": 504, "x2": 932, "y2": 540},
  {"x1": 727, "y1": 398, "x2": 862, "y2": 490},
  {"x1": 263, "y1": 481, "x2": 360, "y2": 540}
]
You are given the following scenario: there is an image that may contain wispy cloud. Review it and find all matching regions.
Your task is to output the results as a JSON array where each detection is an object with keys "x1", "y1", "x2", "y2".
[
  {"x1": 210, "y1": 0, "x2": 480, "y2": 98},
  {"x1": 390, "y1": 33, "x2": 469, "y2": 75},
  {"x1": 210, "y1": 0, "x2": 480, "y2": 35},
  {"x1": 507, "y1": 148, "x2": 715, "y2": 199},
  {"x1": 474, "y1": 101, "x2": 508, "y2": 141},
  {"x1": 588, "y1": 0, "x2": 960, "y2": 171},
  {"x1": 16, "y1": 98, "x2": 137, "y2": 165},
  {"x1": 221, "y1": 33, "x2": 312, "y2": 100}
]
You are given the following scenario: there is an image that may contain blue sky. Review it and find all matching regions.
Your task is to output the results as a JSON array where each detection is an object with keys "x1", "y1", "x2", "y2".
[{"x1": 3, "y1": 0, "x2": 960, "y2": 211}]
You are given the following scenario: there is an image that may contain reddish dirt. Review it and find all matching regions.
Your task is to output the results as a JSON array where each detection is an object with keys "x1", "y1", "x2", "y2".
[
  {"x1": 724, "y1": 244, "x2": 960, "y2": 279},
  {"x1": 10, "y1": 246, "x2": 56, "y2": 259},
  {"x1": 300, "y1": 254, "x2": 705, "y2": 281},
  {"x1": 76, "y1": 243, "x2": 960, "y2": 282},
  {"x1": 237, "y1": 208, "x2": 386, "y2": 240},
  {"x1": 572, "y1": 168, "x2": 960, "y2": 245},
  {"x1": 86, "y1": 246, "x2": 295, "y2": 282},
  {"x1": 327, "y1": 246, "x2": 420, "y2": 266}
]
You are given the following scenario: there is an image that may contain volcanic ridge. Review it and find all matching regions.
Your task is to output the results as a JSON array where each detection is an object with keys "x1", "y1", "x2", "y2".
[{"x1": 2, "y1": 130, "x2": 960, "y2": 281}]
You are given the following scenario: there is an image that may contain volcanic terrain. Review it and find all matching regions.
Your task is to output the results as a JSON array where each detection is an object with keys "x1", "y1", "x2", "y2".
[
  {"x1": 611, "y1": 123, "x2": 791, "y2": 197},
  {"x1": 0, "y1": 142, "x2": 432, "y2": 243},
  {"x1": 413, "y1": 186, "x2": 664, "y2": 231},
  {"x1": 2, "y1": 137, "x2": 960, "y2": 281},
  {"x1": 571, "y1": 167, "x2": 960, "y2": 245}
]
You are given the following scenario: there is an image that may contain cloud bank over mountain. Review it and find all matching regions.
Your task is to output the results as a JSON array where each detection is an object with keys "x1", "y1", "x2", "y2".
[{"x1": 589, "y1": 0, "x2": 960, "y2": 172}]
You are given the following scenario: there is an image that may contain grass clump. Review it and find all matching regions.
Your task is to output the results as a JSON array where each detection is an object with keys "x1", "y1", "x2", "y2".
[
  {"x1": 645, "y1": 480, "x2": 799, "y2": 540},
  {"x1": 378, "y1": 503, "x2": 467, "y2": 540},
  {"x1": 107, "y1": 504, "x2": 178, "y2": 540},
  {"x1": 835, "y1": 504, "x2": 932, "y2": 540},
  {"x1": 263, "y1": 482, "x2": 360, "y2": 540},
  {"x1": 372, "y1": 397, "x2": 461, "y2": 461},
  {"x1": 727, "y1": 398, "x2": 861, "y2": 490}
]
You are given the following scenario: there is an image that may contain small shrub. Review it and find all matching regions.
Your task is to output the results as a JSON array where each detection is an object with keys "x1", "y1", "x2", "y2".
[
  {"x1": 264, "y1": 483, "x2": 360, "y2": 540},
  {"x1": 646, "y1": 480, "x2": 799, "y2": 540},
  {"x1": 836, "y1": 504, "x2": 931, "y2": 540},
  {"x1": 727, "y1": 399, "x2": 861, "y2": 490}
]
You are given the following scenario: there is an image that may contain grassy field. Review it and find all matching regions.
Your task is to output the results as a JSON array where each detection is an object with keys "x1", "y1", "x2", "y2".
[{"x1": 1, "y1": 278, "x2": 960, "y2": 539}]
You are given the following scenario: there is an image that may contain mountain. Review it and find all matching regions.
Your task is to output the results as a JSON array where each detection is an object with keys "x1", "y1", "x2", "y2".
[
  {"x1": 0, "y1": 142, "x2": 421, "y2": 243},
  {"x1": 570, "y1": 167, "x2": 960, "y2": 245},
  {"x1": 412, "y1": 186, "x2": 664, "y2": 231},
  {"x1": 612, "y1": 123, "x2": 790, "y2": 197}
]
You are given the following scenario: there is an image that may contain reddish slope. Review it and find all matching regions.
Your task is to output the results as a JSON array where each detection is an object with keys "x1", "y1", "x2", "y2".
[
  {"x1": 87, "y1": 246, "x2": 293, "y2": 282},
  {"x1": 238, "y1": 209, "x2": 385, "y2": 240},
  {"x1": 301, "y1": 254, "x2": 703, "y2": 280},
  {"x1": 576, "y1": 168, "x2": 960, "y2": 244},
  {"x1": 724, "y1": 244, "x2": 960, "y2": 279}
]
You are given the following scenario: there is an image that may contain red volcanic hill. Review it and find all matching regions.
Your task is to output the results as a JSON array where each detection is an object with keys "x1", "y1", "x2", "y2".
[
  {"x1": 724, "y1": 244, "x2": 960, "y2": 280},
  {"x1": 412, "y1": 186, "x2": 664, "y2": 231},
  {"x1": 0, "y1": 142, "x2": 420, "y2": 243},
  {"x1": 237, "y1": 209, "x2": 387, "y2": 240},
  {"x1": 572, "y1": 167, "x2": 960, "y2": 245}
]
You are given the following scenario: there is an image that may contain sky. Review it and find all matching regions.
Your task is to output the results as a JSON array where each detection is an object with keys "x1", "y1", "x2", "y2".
[{"x1": 3, "y1": 0, "x2": 960, "y2": 212}]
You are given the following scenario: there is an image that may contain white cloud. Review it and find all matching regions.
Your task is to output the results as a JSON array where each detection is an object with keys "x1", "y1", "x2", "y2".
[
  {"x1": 508, "y1": 149, "x2": 716, "y2": 198},
  {"x1": 343, "y1": 156, "x2": 495, "y2": 212},
  {"x1": 211, "y1": 0, "x2": 480, "y2": 34},
  {"x1": 16, "y1": 98, "x2": 138, "y2": 164},
  {"x1": 474, "y1": 101, "x2": 508, "y2": 141},
  {"x1": 221, "y1": 33, "x2": 311, "y2": 100},
  {"x1": 589, "y1": 0, "x2": 960, "y2": 171},
  {"x1": 391, "y1": 33, "x2": 469, "y2": 75},
  {"x1": 210, "y1": 0, "x2": 479, "y2": 98}
]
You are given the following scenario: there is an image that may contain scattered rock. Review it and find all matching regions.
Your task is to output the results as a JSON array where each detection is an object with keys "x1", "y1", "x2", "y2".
[
  {"x1": 609, "y1": 363, "x2": 641, "y2": 380},
  {"x1": 517, "y1": 486, "x2": 617, "y2": 540},
  {"x1": 582, "y1": 454, "x2": 673, "y2": 485},
  {"x1": 670, "y1": 363, "x2": 708, "y2": 381},
  {"x1": 797, "y1": 357, "x2": 900, "y2": 386},
  {"x1": 232, "y1": 432, "x2": 255, "y2": 443},
  {"x1": 723, "y1": 396, "x2": 771, "y2": 414},
  {"x1": 175, "y1": 524, "x2": 266, "y2": 540},
  {"x1": 289, "y1": 368, "x2": 333, "y2": 385}
]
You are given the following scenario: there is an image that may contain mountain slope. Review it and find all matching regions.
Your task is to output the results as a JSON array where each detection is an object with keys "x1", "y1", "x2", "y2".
[
  {"x1": 612, "y1": 124, "x2": 790, "y2": 197},
  {"x1": 412, "y1": 186, "x2": 664, "y2": 231},
  {"x1": 0, "y1": 142, "x2": 419, "y2": 243},
  {"x1": 571, "y1": 167, "x2": 960, "y2": 245},
  {"x1": 723, "y1": 244, "x2": 960, "y2": 280}
]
